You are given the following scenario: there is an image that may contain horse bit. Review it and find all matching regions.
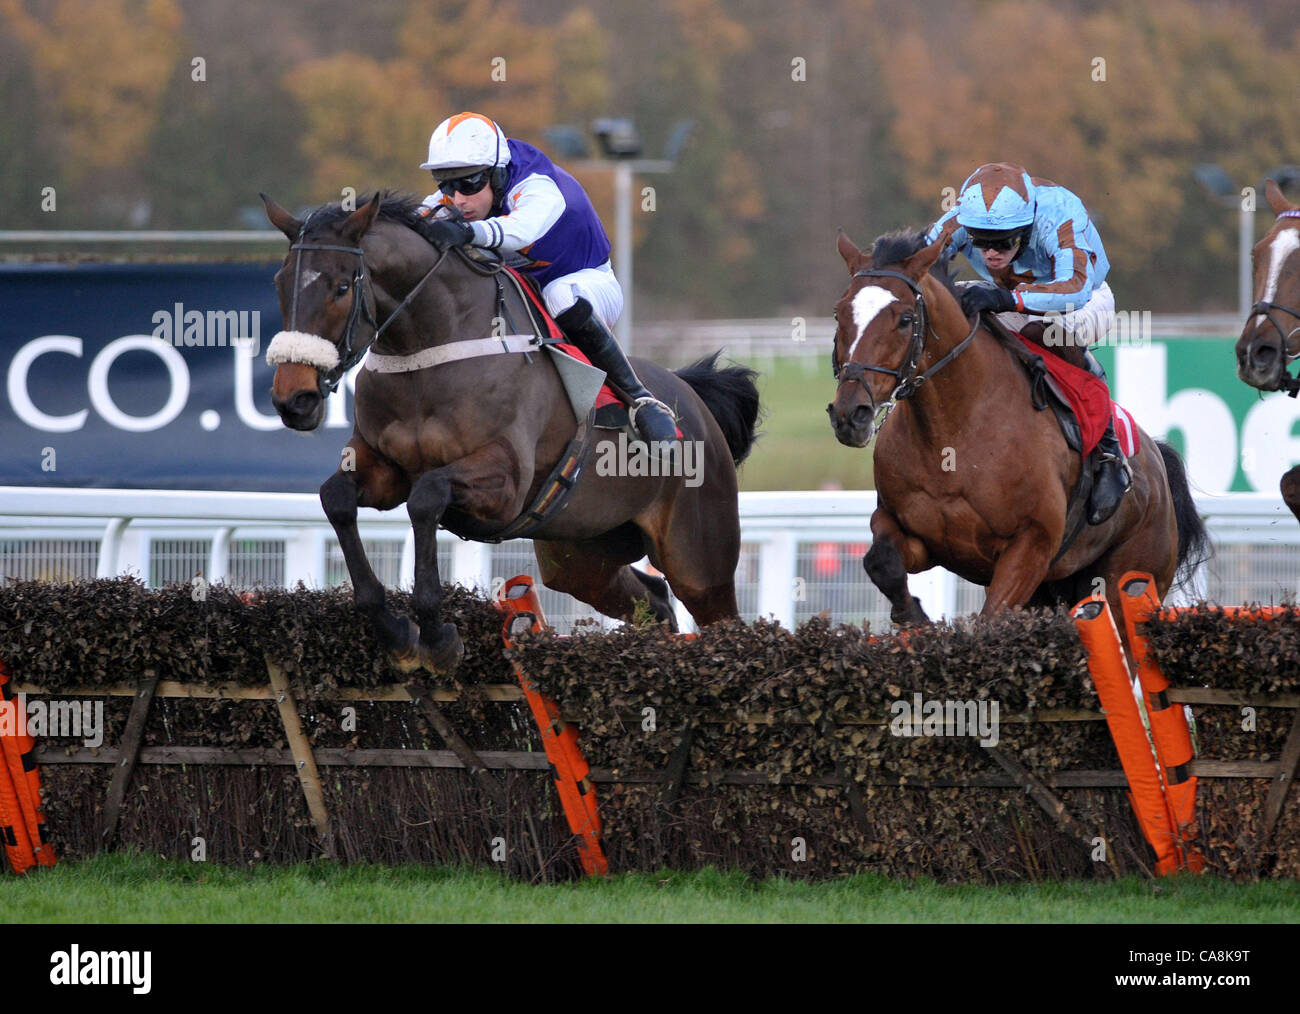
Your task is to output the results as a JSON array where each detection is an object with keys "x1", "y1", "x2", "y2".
[
  {"x1": 1250, "y1": 210, "x2": 1300, "y2": 397},
  {"x1": 283, "y1": 235, "x2": 451, "y2": 395}
]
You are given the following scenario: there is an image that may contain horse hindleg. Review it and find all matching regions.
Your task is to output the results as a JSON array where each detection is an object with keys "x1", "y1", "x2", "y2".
[
  {"x1": 534, "y1": 534, "x2": 677, "y2": 628},
  {"x1": 654, "y1": 565, "x2": 738, "y2": 628},
  {"x1": 659, "y1": 577, "x2": 737, "y2": 628},
  {"x1": 636, "y1": 494, "x2": 741, "y2": 627},
  {"x1": 630, "y1": 568, "x2": 678, "y2": 622},
  {"x1": 321, "y1": 465, "x2": 419, "y2": 666},
  {"x1": 865, "y1": 509, "x2": 930, "y2": 626},
  {"x1": 652, "y1": 517, "x2": 741, "y2": 625}
]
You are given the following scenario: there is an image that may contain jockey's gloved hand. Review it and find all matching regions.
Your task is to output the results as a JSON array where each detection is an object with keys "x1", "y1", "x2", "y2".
[
  {"x1": 416, "y1": 215, "x2": 474, "y2": 249},
  {"x1": 959, "y1": 282, "x2": 1016, "y2": 316}
]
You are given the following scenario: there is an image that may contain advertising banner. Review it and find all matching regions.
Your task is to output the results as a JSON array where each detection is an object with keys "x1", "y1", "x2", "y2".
[
  {"x1": 1, "y1": 262, "x2": 356, "y2": 493},
  {"x1": 0, "y1": 263, "x2": 1289, "y2": 495}
]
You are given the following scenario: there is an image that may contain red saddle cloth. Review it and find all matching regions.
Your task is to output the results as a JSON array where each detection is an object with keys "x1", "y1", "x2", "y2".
[
  {"x1": 1015, "y1": 335, "x2": 1138, "y2": 458},
  {"x1": 505, "y1": 266, "x2": 619, "y2": 410},
  {"x1": 1112, "y1": 401, "x2": 1139, "y2": 458}
]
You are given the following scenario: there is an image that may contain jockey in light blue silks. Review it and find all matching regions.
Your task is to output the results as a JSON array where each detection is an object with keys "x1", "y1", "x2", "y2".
[
  {"x1": 926, "y1": 161, "x2": 1130, "y2": 525},
  {"x1": 412, "y1": 111, "x2": 677, "y2": 446}
]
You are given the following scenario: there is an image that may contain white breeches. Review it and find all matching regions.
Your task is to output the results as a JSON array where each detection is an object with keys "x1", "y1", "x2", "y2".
[{"x1": 541, "y1": 260, "x2": 625, "y2": 332}]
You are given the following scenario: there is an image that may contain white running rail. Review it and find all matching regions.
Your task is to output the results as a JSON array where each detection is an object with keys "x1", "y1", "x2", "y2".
[{"x1": 1, "y1": 487, "x2": 1295, "y2": 632}]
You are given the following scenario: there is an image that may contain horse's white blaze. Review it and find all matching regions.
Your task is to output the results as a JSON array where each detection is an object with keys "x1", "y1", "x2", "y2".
[
  {"x1": 298, "y1": 269, "x2": 321, "y2": 292},
  {"x1": 848, "y1": 287, "x2": 898, "y2": 360},
  {"x1": 1260, "y1": 228, "x2": 1300, "y2": 307}
]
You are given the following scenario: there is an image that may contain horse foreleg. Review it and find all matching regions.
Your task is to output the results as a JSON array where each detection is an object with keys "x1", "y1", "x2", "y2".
[
  {"x1": 980, "y1": 526, "x2": 1055, "y2": 616},
  {"x1": 865, "y1": 509, "x2": 931, "y2": 627},
  {"x1": 321, "y1": 467, "x2": 420, "y2": 667},
  {"x1": 406, "y1": 470, "x2": 465, "y2": 673},
  {"x1": 406, "y1": 443, "x2": 522, "y2": 673}
]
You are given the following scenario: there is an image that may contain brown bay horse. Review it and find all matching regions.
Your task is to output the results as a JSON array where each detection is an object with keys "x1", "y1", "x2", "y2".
[
  {"x1": 260, "y1": 192, "x2": 759, "y2": 672},
  {"x1": 828, "y1": 225, "x2": 1208, "y2": 634},
  {"x1": 1235, "y1": 178, "x2": 1300, "y2": 523}
]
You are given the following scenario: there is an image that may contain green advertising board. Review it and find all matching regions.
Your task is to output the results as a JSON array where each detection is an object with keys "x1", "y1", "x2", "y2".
[{"x1": 1096, "y1": 335, "x2": 1291, "y2": 494}]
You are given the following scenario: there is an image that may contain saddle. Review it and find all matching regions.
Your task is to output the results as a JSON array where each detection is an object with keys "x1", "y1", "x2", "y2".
[
  {"x1": 464, "y1": 262, "x2": 647, "y2": 543},
  {"x1": 983, "y1": 315, "x2": 1088, "y2": 449},
  {"x1": 494, "y1": 261, "x2": 634, "y2": 432}
]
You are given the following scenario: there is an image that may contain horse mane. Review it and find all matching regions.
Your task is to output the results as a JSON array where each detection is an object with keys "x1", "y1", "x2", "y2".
[
  {"x1": 870, "y1": 228, "x2": 961, "y2": 301},
  {"x1": 298, "y1": 190, "x2": 426, "y2": 236}
]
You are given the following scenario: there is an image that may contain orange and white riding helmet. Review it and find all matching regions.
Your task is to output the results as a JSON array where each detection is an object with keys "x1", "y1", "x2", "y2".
[{"x1": 420, "y1": 112, "x2": 510, "y2": 180}]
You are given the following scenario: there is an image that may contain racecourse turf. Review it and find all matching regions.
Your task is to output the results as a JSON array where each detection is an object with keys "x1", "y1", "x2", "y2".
[
  {"x1": 736, "y1": 354, "x2": 876, "y2": 492},
  {"x1": 4, "y1": 853, "x2": 1297, "y2": 923}
]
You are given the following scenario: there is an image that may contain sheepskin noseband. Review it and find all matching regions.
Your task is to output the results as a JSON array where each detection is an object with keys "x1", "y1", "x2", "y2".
[{"x1": 265, "y1": 331, "x2": 341, "y2": 372}]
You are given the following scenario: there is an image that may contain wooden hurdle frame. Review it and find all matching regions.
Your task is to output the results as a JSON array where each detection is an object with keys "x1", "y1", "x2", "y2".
[{"x1": 2, "y1": 576, "x2": 615, "y2": 875}]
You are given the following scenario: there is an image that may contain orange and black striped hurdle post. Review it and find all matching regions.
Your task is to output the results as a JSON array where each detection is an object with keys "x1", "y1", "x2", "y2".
[
  {"x1": 1071, "y1": 596, "x2": 1180, "y2": 875},
  {"x1": 0, "y1": 659, "x2": 56, "y2": 873},
  {"x1": 1118, "y1": 572, "x2": 1204, "y2": 872},
  {"x1": 497, "y1": 576, "x2": 608, "y2": 876}
]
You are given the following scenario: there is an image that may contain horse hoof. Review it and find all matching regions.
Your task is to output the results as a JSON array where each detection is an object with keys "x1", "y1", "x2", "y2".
[
  {"x1": 418, "y1": 623, "x2": 464, "y2": 674},
  {"x1": 891, "y1": 596, "x2": 930, "y2": 628},
  {"x1": 388, "y1": 618, "x2": 424, "y2": 673}
]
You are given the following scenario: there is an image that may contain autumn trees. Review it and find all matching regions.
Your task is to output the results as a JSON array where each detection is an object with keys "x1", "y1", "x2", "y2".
[{"x1": 3, "y1": 0, "x2": 1299, "y2": 313}]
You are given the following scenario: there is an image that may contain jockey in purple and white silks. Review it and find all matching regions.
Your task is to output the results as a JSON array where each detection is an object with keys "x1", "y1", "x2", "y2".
[
  {"x1": 413, "y1": 111, "x2": 677, "y2": 446},
  {"x1": 926, "y1": 162, "x2": 1129, "y2": 525}
]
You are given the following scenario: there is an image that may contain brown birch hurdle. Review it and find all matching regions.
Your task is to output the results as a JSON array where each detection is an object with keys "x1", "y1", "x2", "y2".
[{"x1": 5, "y1": 575, "x2": 1298, "y2": 877}]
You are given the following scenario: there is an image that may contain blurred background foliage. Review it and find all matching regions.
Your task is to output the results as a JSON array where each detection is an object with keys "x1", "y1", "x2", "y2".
[{"x1": 3, "y1": 0, "x2": 1299, "y2": 316}]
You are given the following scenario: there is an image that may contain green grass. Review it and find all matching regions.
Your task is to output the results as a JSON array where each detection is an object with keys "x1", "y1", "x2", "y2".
[
  {"x1": 738, "y1": 354, "x2": 875, "y2": 492},
  {"x1": 4, "y1": 853, "x2": 1298, "y2": 923}
]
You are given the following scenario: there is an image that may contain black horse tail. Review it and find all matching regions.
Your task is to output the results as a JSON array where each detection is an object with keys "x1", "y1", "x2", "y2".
[
  {"x1": 675, "y1": 351, "x2": 762, "y2": 466},
  {"x1": 1158, "y1": 440, "x2": 1212, "y2": 594}
]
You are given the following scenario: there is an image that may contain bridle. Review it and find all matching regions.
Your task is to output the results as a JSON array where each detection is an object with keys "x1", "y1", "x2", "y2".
[
  {"x1": 1246, "y1": 211, "x2": 1300, "y2": 396},
  {"x1": 833, "y1": 268, "x2": 980, "y2": 428},
  {"x1": 283, "y1": 236, "x2": 451, "y2": 395}
]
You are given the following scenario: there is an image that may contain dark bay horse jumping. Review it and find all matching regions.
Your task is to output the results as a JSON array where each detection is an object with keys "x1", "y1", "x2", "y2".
[
  {"x1": 1235, "y1": 178, "x2": 1300, "y2": 523},
  {"x1": 828, "y1": 224, "x2": 1207, "y2": 632},
  {"x1": 260, "y1": 191, "x2": 759, "y2": 672}
]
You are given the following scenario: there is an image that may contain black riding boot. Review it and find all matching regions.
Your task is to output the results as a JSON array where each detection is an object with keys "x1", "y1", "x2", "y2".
[
  {"x1": 1084, "y1": 350, "x2": 1132, "y2": 525},
  {"x1": 553, "y1": 298, "x2": 678, "y2": 445}
]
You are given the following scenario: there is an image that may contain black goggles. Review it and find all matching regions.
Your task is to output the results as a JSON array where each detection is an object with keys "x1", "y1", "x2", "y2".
[
  {"x1": 968, "y1": 231, "x2": 1021, "y2": 252},
  {"x1": 435, "y1": 169, "x2": 492, "y2": 196}
]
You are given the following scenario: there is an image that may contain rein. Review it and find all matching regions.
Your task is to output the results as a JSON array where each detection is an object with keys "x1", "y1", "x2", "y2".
[
  {"x1": 358, "y1": 248, "x2": 563, "y2": 374},
  {"x1": 833, "y1": 268, "x2": 981, "y2": 428},
  {"x1": 284, "y1": 238, "x2": 452, "y2": 394}
]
